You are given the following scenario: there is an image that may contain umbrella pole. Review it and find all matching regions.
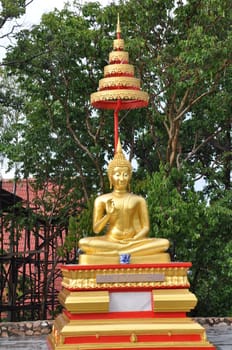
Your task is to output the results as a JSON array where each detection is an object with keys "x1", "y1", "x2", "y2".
[
  {"x1": 114, "y1": 108, "x2": 119, "y2": 152},
  {"x1": 114, "y1": 100, "x2": 121, "y2": 152}
]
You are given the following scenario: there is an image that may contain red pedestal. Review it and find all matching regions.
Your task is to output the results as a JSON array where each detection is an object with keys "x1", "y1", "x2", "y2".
[{"x1": 47, "y1": 263, "x2": 216, "y2": 350}]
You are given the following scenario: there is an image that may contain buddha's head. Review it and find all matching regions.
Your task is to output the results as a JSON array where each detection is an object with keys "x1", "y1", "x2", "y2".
[{"x1": 107, "y1": 140, "x2": 132, "y2": 190}]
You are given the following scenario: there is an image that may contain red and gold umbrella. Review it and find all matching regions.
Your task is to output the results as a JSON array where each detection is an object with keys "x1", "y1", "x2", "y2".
[{"x1": 90, "y1": 15, "x2": 149, "y2": 151}]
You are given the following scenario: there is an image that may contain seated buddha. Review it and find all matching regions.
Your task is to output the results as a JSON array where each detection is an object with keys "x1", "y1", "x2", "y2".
[{"x1": 78, "y1": 140, "x2": 170, "y2": 264}]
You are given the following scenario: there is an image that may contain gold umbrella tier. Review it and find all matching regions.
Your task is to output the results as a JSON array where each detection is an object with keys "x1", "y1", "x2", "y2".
[
  {"x1": 104, "y1": 63, "x2": 134, "y2": 77},
  {"x1": 99, "y1": 76, "x2": 141, "y2": 90},
  {"x1": 109, "y1": 51, "x2": 129, "y2": 63},
  {"x1": 91, "y1": 89, "x2": 149, "y2": 110},
  {"x1": 113, "y1": 38, "x2": 125, "y2": 50}
]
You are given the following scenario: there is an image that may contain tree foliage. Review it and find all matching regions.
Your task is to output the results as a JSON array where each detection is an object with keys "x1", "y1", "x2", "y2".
[
  {"x1": 139, "y1": 168, "x2": 232, "y2": 316},
  {"x1": 0, "y1": 0, "x2": 34, "y2": 38},
  {"x1": 1, "y1": 0, "x2": 231, "y2": 191},
  {"x1": 0, "y1": 0, "x2": 231, "y2": 316}
]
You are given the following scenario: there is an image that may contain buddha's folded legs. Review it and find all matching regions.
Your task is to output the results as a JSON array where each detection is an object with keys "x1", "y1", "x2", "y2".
[
  {"x1": 79, "y1": 236, "x2": 123, "y2": 255},
  {"x1": 120, "y1": 238, "x2": 170, "y2": 256},
  {"x1": 79, "y1": 236, "x2": 169, "y2": 256}
]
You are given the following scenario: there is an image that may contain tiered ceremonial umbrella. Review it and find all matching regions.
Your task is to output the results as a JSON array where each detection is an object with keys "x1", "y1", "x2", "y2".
[{"x1": 90, "y1": 15, "x2": 149, "y2": 151}]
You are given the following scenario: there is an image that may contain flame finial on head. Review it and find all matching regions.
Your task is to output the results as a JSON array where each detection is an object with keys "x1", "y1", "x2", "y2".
[
  {"x1": 117, "y1": 13, "x2": 121, "y2": 35},
  {"x1": 107, "y1": 138, "x2": 132, "y2": 187}
]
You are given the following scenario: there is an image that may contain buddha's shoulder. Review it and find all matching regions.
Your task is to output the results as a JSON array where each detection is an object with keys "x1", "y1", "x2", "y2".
[
  {"x1": 94, "y1": 193, "x2": 112, "y2": 203},
  {"x1": 130, "y1": 192, "x2": 146, "y2": 200},
  {"x1": 129, "y1": 193, "x2": 147, "y2": 204}
]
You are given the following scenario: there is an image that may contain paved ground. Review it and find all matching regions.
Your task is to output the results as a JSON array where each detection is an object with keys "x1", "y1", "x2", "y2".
[
  {"x1": 0, "y1": 326, "x2": 231, "y2": 349},
  {"x1": 206, "y1": 325, "x2": 232, "y2": 350}
]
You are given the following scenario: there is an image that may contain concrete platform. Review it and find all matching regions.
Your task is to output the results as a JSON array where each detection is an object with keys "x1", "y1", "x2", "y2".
[{"x1": 0, "y1": 326, "x2": 231, "y2": 350}]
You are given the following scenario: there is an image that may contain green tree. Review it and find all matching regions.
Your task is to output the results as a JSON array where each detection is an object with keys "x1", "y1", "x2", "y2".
[
  {"x1": 1, "y1": 4, "x2": 110, "y2": 198},
  {"x1": 0, "y1": 0, "x2": 33, "y2": 29},
  {"x1": 141, "y1": 168, "x2": 232, "y2": 316},
  {"x1": 119, "y1": 0, "x2": 232, "y2": 181},
  {"x1": 180, "y1": 66, "x2": 232, "y2": 194},
  {"x1": 2, "y1": 0, "x2": 232, "y2": 192},
  {"x1": 1, "y1": 0, "x2": 231, "y2": 316},
  {"x1": 0, "y1": 0, "x2": 34, "y2": 45}
]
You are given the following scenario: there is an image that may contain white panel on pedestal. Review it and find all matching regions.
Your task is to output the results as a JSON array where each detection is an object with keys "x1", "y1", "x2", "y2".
[{"x1": 109, "y1": 291, "x2": 152, "y2": 312}]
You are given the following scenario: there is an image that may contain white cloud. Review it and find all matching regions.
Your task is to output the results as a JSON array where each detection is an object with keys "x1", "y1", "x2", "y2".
[
  {"x1": 0, "y1": 0, "x2": 116, "y2": 59},
  {"x1": 22, "y1": 0, "x2": 115, "y2": 25},
  {"x1": 22, "y1": 0, "x2": 67, "y2": 26},
  {"x1": 0, "y1": 0, "x2": 67, "y2": 59}
]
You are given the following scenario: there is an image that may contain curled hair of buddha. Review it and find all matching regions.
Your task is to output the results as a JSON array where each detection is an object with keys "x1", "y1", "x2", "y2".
[{"x1": 107, "y1": 139, "x2": 132, "y2": 188}]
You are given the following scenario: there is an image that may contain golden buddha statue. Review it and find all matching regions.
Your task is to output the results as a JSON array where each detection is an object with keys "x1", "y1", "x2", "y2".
[{"x1": 78, "y1": 141, "x2": 170, "y2": 264}]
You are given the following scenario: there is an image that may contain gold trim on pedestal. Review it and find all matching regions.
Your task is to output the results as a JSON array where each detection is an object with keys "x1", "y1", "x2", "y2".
[
  {"x1": 61, "y1": 263, "x2": 190, "y2": 290},
  {"x1": 152, "y1": 289, "x2": 198, "y2": 312},
  {"x1": 48, "y1": 314, "x2": 214, "y2": 350},
  {"x1": 53, "y1": 314, "x2": 206, "y2": 336},
  {"x1": 48, "y1": 340, "x2": 216, "y2": 350},
  {"x1": 58, "y1": 289, "x2": 109, "y2": 313}
]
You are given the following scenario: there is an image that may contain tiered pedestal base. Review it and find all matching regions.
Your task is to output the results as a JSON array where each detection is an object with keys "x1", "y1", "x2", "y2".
[{"x1": 47, "y1": 262, "x2": 216, "y2": 350}]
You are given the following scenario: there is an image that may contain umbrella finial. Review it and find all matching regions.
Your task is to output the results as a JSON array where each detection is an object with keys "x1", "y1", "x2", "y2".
[{"x1": 117, "y1": 13, "x2": 121, "y2": 37}]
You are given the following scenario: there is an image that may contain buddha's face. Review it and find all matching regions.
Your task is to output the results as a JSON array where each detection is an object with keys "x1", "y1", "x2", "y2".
[{"x1": 111, "y1": 166, "x2": 131, "y2": 191}]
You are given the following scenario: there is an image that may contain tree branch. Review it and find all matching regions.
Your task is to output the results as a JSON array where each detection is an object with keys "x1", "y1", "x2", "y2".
[{"x1": 183, "y1": 127, "x2": 223, "y2": 163}]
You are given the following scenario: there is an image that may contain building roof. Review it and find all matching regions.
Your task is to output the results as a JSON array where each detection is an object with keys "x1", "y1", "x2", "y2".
[{"x1": 0, "y1": 186, "x2": 22, "y2": 211}]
